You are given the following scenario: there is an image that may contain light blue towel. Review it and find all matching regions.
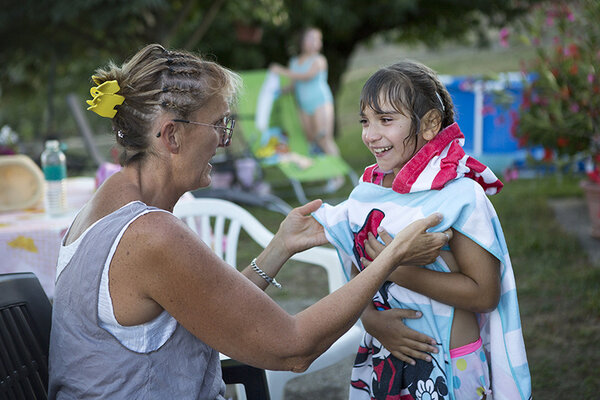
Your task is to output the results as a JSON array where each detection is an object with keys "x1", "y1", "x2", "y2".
[{"x1": 313, "y1": 177, "x2": 531, "y2": 400}]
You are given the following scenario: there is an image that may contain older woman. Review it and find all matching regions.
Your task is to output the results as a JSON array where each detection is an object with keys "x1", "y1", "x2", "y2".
[{"x1": 48, "y1": 44, "x2": 450, "y2": 399}]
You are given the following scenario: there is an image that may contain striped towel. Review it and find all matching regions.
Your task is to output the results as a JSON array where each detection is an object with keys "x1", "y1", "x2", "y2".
[{"x1": 312, "y1": 123, "x2": 531, "y2": 400}]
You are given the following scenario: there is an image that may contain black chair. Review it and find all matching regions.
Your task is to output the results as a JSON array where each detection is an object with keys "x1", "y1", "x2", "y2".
[
  {"x1": 0, "y1": 272, "x2": 52, "y2": 399},
  {"x1": 221, "y1": 357, "x2": 271, "y2": 400}
]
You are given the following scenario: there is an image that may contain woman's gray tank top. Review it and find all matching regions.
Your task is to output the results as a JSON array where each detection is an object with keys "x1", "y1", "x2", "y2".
[{"x1": 48, "y1": 201, "x2": 226, "y2": 399}]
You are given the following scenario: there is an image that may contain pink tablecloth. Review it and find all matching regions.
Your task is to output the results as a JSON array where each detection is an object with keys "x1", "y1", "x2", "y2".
[{"x1": 0, "y1": 177, "x2": 96, "y2": 297}]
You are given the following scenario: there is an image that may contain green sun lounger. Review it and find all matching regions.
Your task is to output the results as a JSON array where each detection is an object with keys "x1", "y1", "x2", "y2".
[{"x1": 235, "y1": 69, "x2": 357, "y2": 203}]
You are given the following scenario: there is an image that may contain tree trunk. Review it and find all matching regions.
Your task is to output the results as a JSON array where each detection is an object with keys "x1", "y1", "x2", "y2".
[{"x1": 184, "y1": 0, "x2": 226, "y2": 50}]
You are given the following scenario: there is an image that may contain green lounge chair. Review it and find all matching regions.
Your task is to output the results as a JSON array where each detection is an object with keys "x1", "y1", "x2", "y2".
[{"x1": 235, "y1": 69, "x2": 357, "y2": 203}]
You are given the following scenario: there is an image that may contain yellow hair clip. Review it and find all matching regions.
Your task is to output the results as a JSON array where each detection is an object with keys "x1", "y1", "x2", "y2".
[{"x1": 86, "y1": 77, "x2": 125, "y2": 119}]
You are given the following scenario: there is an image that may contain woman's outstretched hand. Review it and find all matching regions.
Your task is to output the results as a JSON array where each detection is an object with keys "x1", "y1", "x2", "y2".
[
  {"x1": 275, "y1": 199, "x2": 328, "y2": 257},
  {"x1": 362, "y1": 214, "x2": 452, "y2": 267}
]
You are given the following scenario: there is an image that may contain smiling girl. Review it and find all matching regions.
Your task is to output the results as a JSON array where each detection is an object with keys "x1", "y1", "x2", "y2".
[{"x1": 312, "y1": 61, "x2": 531, "y2": 399}]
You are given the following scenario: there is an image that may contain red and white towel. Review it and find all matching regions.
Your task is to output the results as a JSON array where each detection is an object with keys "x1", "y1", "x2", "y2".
[{"x1": 362, "y1": 122, "x2": 504, "y2": 195}]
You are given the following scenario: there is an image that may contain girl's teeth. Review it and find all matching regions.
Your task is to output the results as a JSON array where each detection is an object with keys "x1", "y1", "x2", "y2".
[{"x1": 374, "y1": 146, "x2": 392, "y2": 154}]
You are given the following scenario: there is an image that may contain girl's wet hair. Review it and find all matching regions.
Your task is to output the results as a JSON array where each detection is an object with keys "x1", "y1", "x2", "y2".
[
  {"x1": 91, "y1": 43, "x2": 241, "y2": 166},
  {"x1": 360, "y1": 60, "x2": 455, "y2": 155}
]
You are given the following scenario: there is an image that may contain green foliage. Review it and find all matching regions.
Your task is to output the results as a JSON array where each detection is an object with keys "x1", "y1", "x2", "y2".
[
  {"x1": 0, "y1": 0, "x2": 170, "y2": 140},
  {"x1": 513, "y1": 0, "x2": 600, "y2": 160},
  {"x1": 0, "y1": 0, "x2": 540, "y2": 143}
]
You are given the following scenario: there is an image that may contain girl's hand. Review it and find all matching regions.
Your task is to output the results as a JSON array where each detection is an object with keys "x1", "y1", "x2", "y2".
[
  {"x1": 362, "y1": 223, "x2": 452, "y2": 267},
  {"x1": 361, "y1": 305, "x2": 439, "y2": 365},
  {"x1": 275, "y1": 199, "x2": 328, "y2": 256}
]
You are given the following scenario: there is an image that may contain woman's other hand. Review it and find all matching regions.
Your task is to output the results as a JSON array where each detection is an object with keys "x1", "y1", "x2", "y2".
[
  {"x1": 363, "y1": 215, "x2": 452, "y2": 267},
  {"x1": 275, "y1": 199, "x2": 327, "y2": 256}
]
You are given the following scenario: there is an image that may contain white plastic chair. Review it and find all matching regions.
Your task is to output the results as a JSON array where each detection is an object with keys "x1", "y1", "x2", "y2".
[{"x1": 173, "y1": 198, "x2": 363, "y2": 400}]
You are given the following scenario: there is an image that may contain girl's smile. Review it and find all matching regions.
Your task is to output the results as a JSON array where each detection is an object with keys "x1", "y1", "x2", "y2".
[{"x1": 372, "y1": 145, "x2": 393, "y2": 156}]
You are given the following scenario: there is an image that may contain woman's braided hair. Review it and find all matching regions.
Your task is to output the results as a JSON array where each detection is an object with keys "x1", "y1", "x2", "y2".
[
  {"x1": 91, "y1": 44, "x2": 241, "y2": 165},
  {"x1": 359, "y1": 59, "x2": 455, "y2": 157}
]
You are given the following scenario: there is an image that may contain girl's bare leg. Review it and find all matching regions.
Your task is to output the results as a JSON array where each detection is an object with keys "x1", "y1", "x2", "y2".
[
  {"x1": 298, "y1": 109, "x2": 316, "y2": 142},
  {"x1": 313, "y1": 103, "x2": 340, "y2": 156}
]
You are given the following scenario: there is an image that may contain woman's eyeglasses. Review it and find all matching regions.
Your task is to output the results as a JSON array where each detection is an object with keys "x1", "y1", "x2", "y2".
[{"x1": 157, "y1": 116, "x2": 235, "y2": 147}]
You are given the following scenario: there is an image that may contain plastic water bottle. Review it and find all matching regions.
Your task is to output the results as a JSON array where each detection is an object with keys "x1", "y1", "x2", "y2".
[{"x1": 41, "y1": 140, "x2": 67, "y2": 216}]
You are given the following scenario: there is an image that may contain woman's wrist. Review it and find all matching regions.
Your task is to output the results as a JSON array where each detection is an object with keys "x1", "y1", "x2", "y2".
[
  {"x1": 256, "y1": 236, "x2": 291, "y2": 273},
  {"x1": 270, "y1": 231, "x2": 295, "y2": 260},
  {"x1": 378, "y1": 246, "x2": 405, "y2": 276},
  {"x1": 250, "y1": 258, "x2": 282, "y2": 289},
  {"x1": 244, "y1": 244, "x2": 288, "y2": 291}
]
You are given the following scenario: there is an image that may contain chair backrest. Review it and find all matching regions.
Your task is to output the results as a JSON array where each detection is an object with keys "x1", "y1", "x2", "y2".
[
  {"x1": 172, "y1": 198, "x2": 346, "y2": 293},
  {"x1": 235, "y1": 69, "x2": 353, "y2": 195},
  {"x1": 236, "y1": 69, "x2": 310, "y2": 157},
  {"x1": 0, "y1": 273, "x2": 52, "y2": 400},
  {"x1": 176, "y1": 198, "x2": 359, "y2": 400}
]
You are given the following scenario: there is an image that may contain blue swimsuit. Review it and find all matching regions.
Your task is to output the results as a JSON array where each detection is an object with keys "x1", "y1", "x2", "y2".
[{"x1": 289, "y1": 56, "x2": 333, "y2": 115}]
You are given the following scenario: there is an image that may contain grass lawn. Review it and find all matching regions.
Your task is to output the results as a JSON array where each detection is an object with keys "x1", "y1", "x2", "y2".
[
  {"x1": 491, "y1": 176, "x2": 600, "y2": 397},
  {"x1": 233, "y1": 42, "x2": 599, "y2": 396}
]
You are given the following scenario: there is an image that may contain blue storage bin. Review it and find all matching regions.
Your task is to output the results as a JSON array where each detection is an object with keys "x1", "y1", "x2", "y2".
[{"x1": 440, "y1": 73, "x2": 533, "y2": 172}]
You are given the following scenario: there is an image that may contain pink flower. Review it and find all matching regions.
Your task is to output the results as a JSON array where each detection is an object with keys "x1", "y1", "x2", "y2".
[
  {"x1": 459, "y1": 81, "x2": 473, "y2": 92},
  {"x1": 564, "y1": 43, "x2": 579, "y2": 58},
  {"x1": 570, "y1": 103, "x2": 580, "y2": 113},
  {"x1": 482, "y1": 105, "x2": 496, "y2": 116},
  {"x1": 499, "y1": 27, "x2": 510, "y2": 48},
  {"x1": 567, "y1": 11, "x2": 575, "y2": 22},
  {"x1": 569, "y1": 63, "x2": 578, "y2": 75},
  {"x1": 589, "y1": 74, "x2": 595, "y2": 83},
  {"x1": 503, "y1": 167, "x2": 519, "y2": 182},
  {"x1": 546, "y1": 16, "x2": 554, "y2": 27}
]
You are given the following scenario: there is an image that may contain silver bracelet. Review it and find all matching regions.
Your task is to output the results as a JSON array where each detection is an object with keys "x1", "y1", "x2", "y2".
[{"x1": 250, "y1": 258, "x2": 282, "y2": 289}]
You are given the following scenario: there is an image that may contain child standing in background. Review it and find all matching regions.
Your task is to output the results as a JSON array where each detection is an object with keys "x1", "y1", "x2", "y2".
[
  {"x1": 313, "y1": 60, "x2": 531, "y2": 399},
  {"x1": 270, "y1": 27, "x2": 345, "y2": 191},
  {"x1": 269, "y1": 27, "x2": 338, "y2": 156}
]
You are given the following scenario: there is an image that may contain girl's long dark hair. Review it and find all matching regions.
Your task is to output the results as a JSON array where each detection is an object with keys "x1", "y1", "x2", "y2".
[{"x1": 360, "y1": 60, "x2": 455, "y2": 156}]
